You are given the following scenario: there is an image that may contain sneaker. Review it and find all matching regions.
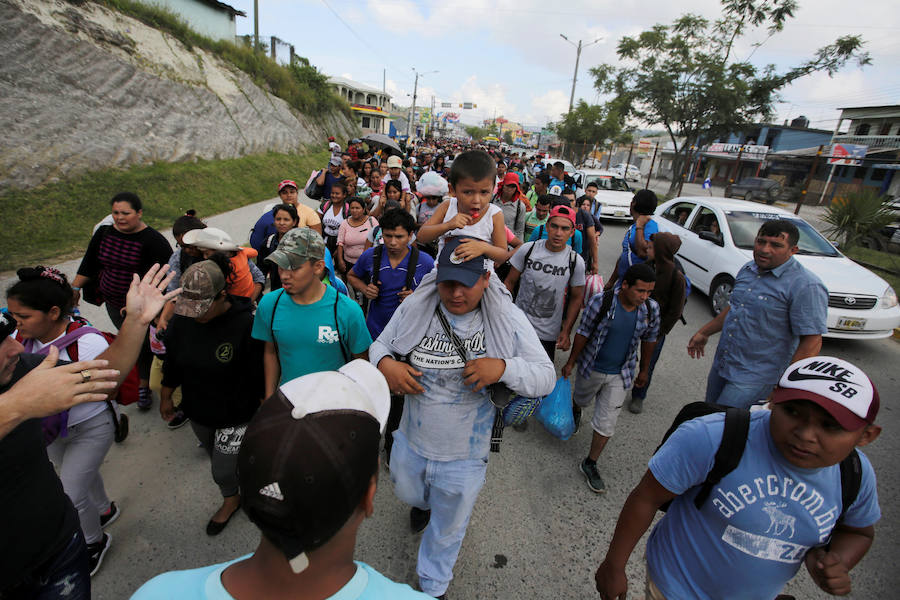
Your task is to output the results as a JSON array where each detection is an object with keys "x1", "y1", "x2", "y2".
[
  {"x1": 99, "y1": 501, "x2": 120, "y2": 528},
  {"x1": 572, "y1": 403, "x2": 582, "y2": 434},
  {"x1": 410, "y1": 507, "x2": 431, "y2": 533},
  {"x1": 580, "y1": 458, "x2": 606, "y2": 494},
  {"x1": 167, "y1": 411, "x2": 190, "y2": 430},
  {"x1": 87, "y1": 532, "x2": 112, "y2": 577},
  {"x1": 628, "y1": 396, "x2": 644, "y2": 414},
  {"x1": 137, "y1": 387, "x2": 152, "y2": 411}
]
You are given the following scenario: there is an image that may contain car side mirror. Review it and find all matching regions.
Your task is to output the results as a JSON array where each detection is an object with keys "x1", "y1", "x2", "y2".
[
  {"x1": 831, "y1": 240, "x2": 840, "y2": 248},
  {"x1": 699, "y1": 230, "x2": 724, "y2": 246}
]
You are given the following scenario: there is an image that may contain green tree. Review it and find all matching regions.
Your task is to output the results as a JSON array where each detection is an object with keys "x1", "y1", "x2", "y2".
[
  {"x1": 464, "y1": 125, "x2": 487, "y2": 140},
  {"x1": 823, "y1": 189, "x2": 896, "y2": 250},
  {"x1": 591, "y1": 0, "x2": 871, "y2": 197},
  {"x1": 551, "y1": 100, "x2": 627, "y2": 165},
  {"x1": 503, "y1": 130, "x2": 514, "y2": 145}
]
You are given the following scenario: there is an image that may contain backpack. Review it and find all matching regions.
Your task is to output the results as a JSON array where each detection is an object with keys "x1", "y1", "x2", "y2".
[
  {"x1": 321, "y1": 200, "x2": 350, "y2": 219},
  {"x1": 587, "y1": 289, "x2": 654, "y2": 335},
  {"x1": 671, "y1": 257, "x2": 692, "y2": 325},
  {"x1": 18, "y1": 318, "x2": 134, "y2": 443},
  {"x1": 512, "y1": 242, "x2": 578, "y2": 303},
  {"x1": 367, "y1": 244, "x2": 420, "y2": 292},
  {"x1": 655, "y1": 402, "x2": 863, "y2": 531}
]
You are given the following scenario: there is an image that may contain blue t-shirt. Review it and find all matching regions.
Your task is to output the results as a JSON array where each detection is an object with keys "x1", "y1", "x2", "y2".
[
  {"x1": 617, "y1": 219, "x2": 659, "y2": 278},
  {"x1": 528, "y1": 225, "x2": 583, "y2": 254},
  {"x1": 592, "y1": 304, "x2": 638, "y2": 373},
  {"x1": 251, "y1": 285, "x2": 372, "y2": 384},
  {"x1": 647, "y1": 411, "x2": 880, "y2": 600},
  {"x1": 131, "y1": 556, "x2": 431, "y2": 599},
  {"x1": 322, "y1": 171, "x2": 343, "y2": 201},
  {"x1": 351, "y1": 246, "x2": 435, "y2": 339}
]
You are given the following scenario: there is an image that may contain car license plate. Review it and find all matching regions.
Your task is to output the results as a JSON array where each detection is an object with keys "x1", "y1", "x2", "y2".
[
  {"x1": 614, "y1": 210, "x2": 626, "y2": 217},
  {"x1": 836, "y1": 317, "x2": 866, "y2": 330}
]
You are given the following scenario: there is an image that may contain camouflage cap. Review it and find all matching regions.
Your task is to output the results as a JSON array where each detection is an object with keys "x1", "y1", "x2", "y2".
[
  {"x1": 266, "y1": 227, "x2": 325, "y2": 270},
  {"x1": 173, "y1": 260, "x2": 226, "y2": 318}
]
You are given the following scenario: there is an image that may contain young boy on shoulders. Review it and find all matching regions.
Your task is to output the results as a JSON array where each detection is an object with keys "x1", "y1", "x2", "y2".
[
  {"x1": 595, "y1": 356, "x2": 882, "y2": 600},
  {"x1": 416, "y1": 150, "x2": 508, "y2": 266}
]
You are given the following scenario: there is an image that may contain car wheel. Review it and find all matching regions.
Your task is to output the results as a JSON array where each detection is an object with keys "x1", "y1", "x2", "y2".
[
  {"x1": 860, "y1": 235, "x2": 884, "y2": 252},
  {"x1": 709, "y1": 275, "x2": 734, "y2": 316},
  {"x1": 744, "y1": 191, "x2": 755, "y2": 202},
  {"x1": 765, "y1": 188, "x2": 778, "y2": 205}
]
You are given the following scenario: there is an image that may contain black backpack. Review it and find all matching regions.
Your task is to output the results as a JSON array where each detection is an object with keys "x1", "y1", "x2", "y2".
[
  {"x1": 655, "y1": 402, "x2": 862, "y2": 530},
  {"x1": 367, "y1": 244, "x2": 420, "y2": 292}
]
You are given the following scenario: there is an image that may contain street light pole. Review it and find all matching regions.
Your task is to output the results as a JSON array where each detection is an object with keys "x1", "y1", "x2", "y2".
[
  {"x1": 560, "y1": 34, "x2": 601, "y2": 113},
  {"x1": 406, "y1": 68, "x2": 438, "y2": 140}
]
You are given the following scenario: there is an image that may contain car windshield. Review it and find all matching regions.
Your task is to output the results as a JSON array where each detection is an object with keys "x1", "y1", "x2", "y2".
[
  {"x1": 724, "y1": 211, "x2": 839, "y2": 256},
  {"x1": 588, "y1": 176, "x2": 630, "y2": 192}
]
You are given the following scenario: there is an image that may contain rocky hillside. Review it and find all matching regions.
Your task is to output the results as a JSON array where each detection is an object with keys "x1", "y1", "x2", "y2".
[{"x1": 0, "y1": 0, "x2": 358, "y2": 192}]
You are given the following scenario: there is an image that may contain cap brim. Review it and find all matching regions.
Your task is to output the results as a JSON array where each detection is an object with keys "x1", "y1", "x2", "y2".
[
  {"x1": 173, "y1": 295, "x2": 215, "y2": 319},
  {"x1": 436, "y1": 265, "x2": 482, "y2": 288},
  {"x1": 265, "y1": 251, "x2": 310, "y2": 270},
  {"x1": 771, "y1": 387, "x2": 869, "y2": 431}
]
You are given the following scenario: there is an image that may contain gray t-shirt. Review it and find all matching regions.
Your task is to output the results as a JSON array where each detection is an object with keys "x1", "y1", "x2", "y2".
[{"x1": 510, "y1": 240, "x2": 586, "y2": 341}]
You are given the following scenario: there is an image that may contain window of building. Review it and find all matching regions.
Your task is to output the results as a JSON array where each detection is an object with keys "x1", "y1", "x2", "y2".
[
  {"x1": 878, "y1": 122, "x2": 891, "y2": 135},
  {"x1": 856, "y1": 123, "x2": 871, "y2": 135},
  {"x1": 871, "y1": 168, "x2": 886, "y2": 182},
  {"x1": 362, "y1": 116, "x2": 371, "y2": 129}
]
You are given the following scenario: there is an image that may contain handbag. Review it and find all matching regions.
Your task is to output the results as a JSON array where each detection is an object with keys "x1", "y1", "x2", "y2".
[
  {"x1": 305, "y1": 170, "x2": 325, "y2": 200},
  {"x1": 433, "y1": 305, "x2": 508, "y2": 452},
  {"x1": 535, "y1": 377, "x2": 575, "y2": 440}
]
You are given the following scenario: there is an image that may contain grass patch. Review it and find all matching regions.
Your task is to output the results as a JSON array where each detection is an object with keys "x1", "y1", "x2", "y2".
[
  {"x1": 0, "y1": 150, "x2": 330, "y2": 271},
  {"x1": 98, "y1": 0, "x2": 351, "y2": 117},
  {"x1": 844, "y1": 246, "x2": 900, "y2": 293}
]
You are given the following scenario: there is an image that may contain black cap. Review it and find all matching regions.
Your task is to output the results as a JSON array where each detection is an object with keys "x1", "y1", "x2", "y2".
[
  {"x1": 237, "y1": 360, "x2": 390, "y2": 572},
  {"x1": 436, "y1": 237, "x2": 488, "y2": 287}
]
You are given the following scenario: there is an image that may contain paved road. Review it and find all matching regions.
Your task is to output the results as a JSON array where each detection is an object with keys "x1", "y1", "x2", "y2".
[{"x1": 6, "y1": 197, "x2": 898, "y2": 599}]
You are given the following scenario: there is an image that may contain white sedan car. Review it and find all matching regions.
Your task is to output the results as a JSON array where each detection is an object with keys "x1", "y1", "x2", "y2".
[
  {"x1": 654, "y1": 197, "x2": 900, "y2": 339},
  {"x1": 612, "y1": 163, "x2": 641, "y2": 182},
  {"x1": 579, "y1": 169, "x2": 634, "y2": 220}
]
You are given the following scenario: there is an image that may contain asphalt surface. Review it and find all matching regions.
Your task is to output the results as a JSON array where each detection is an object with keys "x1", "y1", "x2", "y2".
[{"x1": 5, "y1": 193, "x2": 898, "y2": 599}]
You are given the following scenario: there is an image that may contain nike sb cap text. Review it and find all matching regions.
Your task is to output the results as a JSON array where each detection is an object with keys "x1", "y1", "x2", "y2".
[
  {"x1": 237, "y1": 360, "x2": 390, "y2": 573},
  {"x1": 771, "y1": 356, "x2": 879, "y2": 431}
]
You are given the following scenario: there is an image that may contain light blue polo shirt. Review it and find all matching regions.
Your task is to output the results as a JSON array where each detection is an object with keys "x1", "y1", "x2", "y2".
[{"x1": 712, "y1": 257, "x2": 827, "y2": 385}]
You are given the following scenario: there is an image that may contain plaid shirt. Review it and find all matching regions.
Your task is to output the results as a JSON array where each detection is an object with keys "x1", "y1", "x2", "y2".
[{"x1": 575, "y1": 289, "x2": 659, "y2": 388}]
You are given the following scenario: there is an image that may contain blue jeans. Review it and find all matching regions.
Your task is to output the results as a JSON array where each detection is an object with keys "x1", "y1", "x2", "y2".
[
  {"x1": 4, "y1": 530, "x2": 91, "y2": 600},
  {"x1": 630, "y1": 335, "x2": 666, "y2": 400},
  {"x1": 705, "y1": 367, "x2": 774, "y2": 408},
  {"x1": 389, "y1": 431, "x2": 488, "y2": 597}
]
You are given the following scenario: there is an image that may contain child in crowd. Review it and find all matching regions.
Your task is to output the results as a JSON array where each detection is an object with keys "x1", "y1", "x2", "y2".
[
  {"x1": 416, "y1": 150, "x2": 508, "y2": 266},
  {"x1": 182, "y1": 228, "x2": 264, "y2": 302}
]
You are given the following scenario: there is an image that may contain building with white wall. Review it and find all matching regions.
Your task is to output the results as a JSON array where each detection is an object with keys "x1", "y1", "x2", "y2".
[
  {"x1": 136, "y1": 0, "x2": 245, "y2": 42},
  {"x1": 328, "y1": 76, "x2": 392, "y2": 135}
]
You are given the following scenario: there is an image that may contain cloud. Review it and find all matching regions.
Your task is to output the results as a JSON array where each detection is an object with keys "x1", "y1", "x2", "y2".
[{"x1": 529, "y1": 89, "x2": 570, "y2": 124}]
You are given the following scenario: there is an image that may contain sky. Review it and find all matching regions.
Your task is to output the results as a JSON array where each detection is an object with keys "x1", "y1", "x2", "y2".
[{"x1": 228, "y1": 0, "x2": 900, "y2": 132}]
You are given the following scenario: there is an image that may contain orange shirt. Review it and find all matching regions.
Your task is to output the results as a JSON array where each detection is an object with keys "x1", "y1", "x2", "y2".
[{"x1": 227, "y1": 248, "x2": 258, "y2": 298}]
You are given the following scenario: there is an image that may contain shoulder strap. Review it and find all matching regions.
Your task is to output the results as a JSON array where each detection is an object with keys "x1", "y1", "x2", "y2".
[
  {"x1": 404, "y1": 245, "x2": 420, "y2": 291},
  {"x1": 537, "y1": 224, "x2": 544, "y2": 240},
  {"x1": 567, "y1": 249, "x2": 577, "y2": 289},
  {"x1": 594, "y1": 290, "x2": 615, "y2": 332},
  {"x1": 522, "y1": 242, "x2": 537, "y2": 270},
  {"x1": 434, "y1": 305, "x2": 468, "y2": 362},
  {"x1": 837, "y1": 449, "x2": 862, "y2": 525},
  {"x1": 269, "y1": 289, "x2": 285, "y2": 360},
  {"x1": 693, "y1": 407, "x2": 751, "y2": 509},
  {"x1": 333, "y1": 290, "x2": 349, "y2": 363},
  {"x1": 369, "y1": 245, "x2": 384, "y2": 286},
  {"x1": 23, "y1": 325, "x2": 102, "y2": 357}
]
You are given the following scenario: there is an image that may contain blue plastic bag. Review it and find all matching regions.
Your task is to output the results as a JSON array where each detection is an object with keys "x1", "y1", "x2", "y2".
[
  {"x1": 535, "y1": 377, "x2": 575, "y2": 440},
  {"x1": 502, "y1": 395, "x2": 541, "y2": 426}
]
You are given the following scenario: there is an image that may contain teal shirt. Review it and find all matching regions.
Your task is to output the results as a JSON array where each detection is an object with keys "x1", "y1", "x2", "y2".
[{"x1": 252, "y1": 285, "x2": 372, "y2": 384}]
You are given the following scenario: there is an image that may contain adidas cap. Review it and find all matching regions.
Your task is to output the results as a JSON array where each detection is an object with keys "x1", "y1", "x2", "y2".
[
  {"x1": 238, "y1": 360, "x2": 389, "y2": 573},
  {"x1": 771, "y1": 356, "x2": 879, "y2": 431}
]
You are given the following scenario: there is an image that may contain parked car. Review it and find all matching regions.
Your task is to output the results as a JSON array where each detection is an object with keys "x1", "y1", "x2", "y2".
[
  {"x1": 724, "y1": 177, "x2": 781, "y2": 204},
  {"x1": 577, "y1": 169, "x2": 633, "y2": 220},
  {"x1": 654, "y1": 197, "x2": 900, "y2": 339},
  {"x1": 612, "y1": 163, "x2": 641, "y2": 182}
]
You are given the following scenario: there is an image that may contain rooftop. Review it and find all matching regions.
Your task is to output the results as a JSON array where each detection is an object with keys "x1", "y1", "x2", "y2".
[
  {"x1": 197, "y1": 0, "x2": 246, "y2": 17},
  {"x1": 327, "y1": 76, "x2": 391, "y2": 98}
]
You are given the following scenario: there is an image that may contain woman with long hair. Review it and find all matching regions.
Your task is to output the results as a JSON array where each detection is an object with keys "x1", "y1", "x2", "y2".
[
  {"x1": 7, "y1": 267, "x2": 117, "y2": 575},
  {"x1": 258, "y1": 203, "x2": 300, "y2": 291},
  {"x1": 336, "y1": 197, "x2": 378, "y2": 276}
]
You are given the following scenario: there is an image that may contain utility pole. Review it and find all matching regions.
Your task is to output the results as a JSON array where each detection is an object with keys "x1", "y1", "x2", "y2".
[
  {"x1": 430, "y1": 95, "x2": 435, "y2": 138},
  {"x1": 560, "y1": 35, "x2": 601, "y2": 113},
  {"x1": 406, "y1": 68, "x2": 437, "y2": 140},
  {"x1": 796, "y1": 145, "x2": 824, "y2": 215},
  {"x1": 253, "y1": 0, "x2": 259, "y2": 51},
  {"x1": 645, "y1": 142, "x2": 659, "y2": 189}
]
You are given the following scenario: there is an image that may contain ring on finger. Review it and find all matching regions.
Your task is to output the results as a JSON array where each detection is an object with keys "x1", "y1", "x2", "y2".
[{"x1": 80, "y1": 369, "x2": 92, "y2": 383}]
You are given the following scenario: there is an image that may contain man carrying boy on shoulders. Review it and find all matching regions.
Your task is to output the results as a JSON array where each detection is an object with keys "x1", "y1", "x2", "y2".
[{"x1": 595, "y1": 356, "x2": 882, "y2": 600}]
